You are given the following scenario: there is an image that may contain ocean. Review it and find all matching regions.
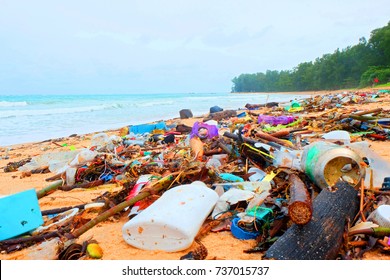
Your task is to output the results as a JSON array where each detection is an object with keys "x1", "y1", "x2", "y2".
[{"x1": 0, "y1": 92, "x2": 308, "y2": 147}]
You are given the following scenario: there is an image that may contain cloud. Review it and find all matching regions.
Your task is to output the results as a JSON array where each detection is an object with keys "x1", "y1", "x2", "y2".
[{"x1": 0, "y1": 0, "x2": 389, "y2": 93}]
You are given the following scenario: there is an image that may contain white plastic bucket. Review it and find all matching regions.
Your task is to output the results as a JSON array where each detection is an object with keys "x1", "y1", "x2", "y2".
[{"x1": 122, "y1": 181, "x2": 218, "y2": 252}]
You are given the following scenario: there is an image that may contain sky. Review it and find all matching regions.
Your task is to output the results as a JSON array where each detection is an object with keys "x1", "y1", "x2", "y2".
[{"x1": 0, "y1": 0, "x2": 389, "y2": 94}]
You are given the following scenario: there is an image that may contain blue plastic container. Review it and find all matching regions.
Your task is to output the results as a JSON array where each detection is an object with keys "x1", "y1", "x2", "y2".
[
  {"x1": 129, "y1": 121, "x2": 167, "y2": 135},
  {"x1": 230, "y1": 217, "x2": 260, "y2": 240},
  {"x1": 0, "y1": 189, "x2": 44, "y2": 241}
]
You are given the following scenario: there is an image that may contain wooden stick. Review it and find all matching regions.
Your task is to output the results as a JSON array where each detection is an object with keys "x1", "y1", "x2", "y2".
[
  {"x1": 66, "y1": 172, "x2": 180, "y2": 240},
  {"x1": 256, "y1": 131, "x2": 295, "y2": 149},
  {"x1": 217, "y1": 140, "x2": 233, "y2": 155},
  {"x1": 45, "y1": 173, "x2": 63, "y2": 182},
  {"x1": 348, "y1": 240, "x2": 368, "y2": 247},
  {"x1": 341, "y1": 108, "x2": 383, "y2": 119},
  {"x1": 58, "y1": 179, "x2": 105, "y2": 191},
  {"x1": 36, "y1": 180, "x2": 64, "y2": 199},
  {"x1": 349, "y1": 227, "x2": 390, "y2": 238},
  {"x1": 292, "y1": 130, "x2": 314, "y2": 136},
  {"x1": 203, "y1": 148, "x2": 223, "y2": 156},
  {"x1": 370, "y1": 168, "x2": 374, "y2": 190},
  {"x1": 288, "y1": 173, "x2": 313, "y2": 225},
  {"x1": 359, "y1": 179, "x2": 366, "y2": 222},
  {"x1": 40, "y1": 201, "x2": 105, "y2": 216},
  {"x1": 269, "y1": 130, "x2": 290, "y2": 138},
  {"x1": 0, "y1": 231, "x2": 61, "y2": 246},
  {"x1": 370, "y1": 190, "x2": 390, "y2": 195},
  {"x1": 265, "y1": 181, "x2": 359, "y2": 260},
  {"x1": 52, "y1": 141, "x2": 64, "y2": 148}
]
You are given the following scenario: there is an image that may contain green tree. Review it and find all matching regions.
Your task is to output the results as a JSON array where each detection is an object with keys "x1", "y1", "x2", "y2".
[
  {"x1": 231, "y1": 22, "x2": 390, "y2": 93},
  {"x1": 368, "y1": 21, "x2": 390, "y2": 66}
]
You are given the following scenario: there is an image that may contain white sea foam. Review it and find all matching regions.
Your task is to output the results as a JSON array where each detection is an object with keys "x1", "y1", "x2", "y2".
[
  {"x1": 0, "y1": 103, "x2": 124, "y2": 118},
  {"x1": 135, "y1": 100, "x2": 175, "y2": 107},
  {"x1": 0, "y1": 101, "x2": 28, "y2": 107}
]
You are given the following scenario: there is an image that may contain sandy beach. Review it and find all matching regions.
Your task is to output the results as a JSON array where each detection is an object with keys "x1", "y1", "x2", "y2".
[{"x1": 1, "y1": 87, "x2": 390, "y2": 260}]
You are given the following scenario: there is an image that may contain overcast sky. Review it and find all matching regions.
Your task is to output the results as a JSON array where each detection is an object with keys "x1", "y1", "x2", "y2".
[{"x1": 0, "y1": 0, "x2": 389, "y2": 94}]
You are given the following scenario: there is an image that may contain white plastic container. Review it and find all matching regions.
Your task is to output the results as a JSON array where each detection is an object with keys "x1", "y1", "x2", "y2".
[{"x1": 122, "y1": 181, "x2": 218, "y2": 252}]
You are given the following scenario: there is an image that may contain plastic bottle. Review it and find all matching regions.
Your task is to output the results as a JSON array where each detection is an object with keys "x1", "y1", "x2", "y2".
[
  {"x1": 367, "y1": 205, "x2": 390, "y2": 227},
  {"x1": 123, "y1": 139, "x2": 145, "y2": 146},
  {"x1": 65, "y1": 167, "x2": 77, "y2": 186},
  {"x1": 347, "y1": 141, "x2": 390, "y2": 188},
  {"x1": 122, "y1": 181, "x2": 218, "y2": 252},
  {"x1": 123, "y1": 139, "x2": 145, "y2": 147},
  {"x1": 300, "y1": 141, "x2": 365, "y2": 189}
]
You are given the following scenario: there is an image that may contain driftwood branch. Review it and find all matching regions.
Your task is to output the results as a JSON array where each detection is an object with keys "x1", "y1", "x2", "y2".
[
  {"x1": 58, "y1": 179, "x2": 105, "y2": 191},
  {"x1": 36, "y1": 180, "x2": 64, "y2": 199},
  {"x1": 288, "y1": 173, "x2": 312, "y2": 225},
  {"x1": 65, "y1": 172, "x2": 180, "y2": 240},
  {"x1": 256, "y1": 131, "x2": 295, "y2": 149},
  {"x1": 265, "y1": 181, "x2": 359, "y2": 260}
]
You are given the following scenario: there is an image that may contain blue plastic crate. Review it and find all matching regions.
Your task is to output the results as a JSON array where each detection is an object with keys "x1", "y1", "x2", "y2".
[{"x1": 0, "y1": 189, "x2": 44, "y2": 241}]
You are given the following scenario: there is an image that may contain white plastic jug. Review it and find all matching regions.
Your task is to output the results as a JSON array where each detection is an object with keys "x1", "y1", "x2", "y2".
[{"x1": 122, "y1": 181, "x2": 218, "y2": 252}]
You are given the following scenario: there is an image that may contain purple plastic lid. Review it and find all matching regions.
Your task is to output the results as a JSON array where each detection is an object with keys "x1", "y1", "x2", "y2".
[{"x1": 190, "y1": 121, "x2": 219, "y2": 139}]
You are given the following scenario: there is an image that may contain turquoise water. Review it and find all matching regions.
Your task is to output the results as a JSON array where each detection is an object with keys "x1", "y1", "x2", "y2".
[{"x1": 0, "y1": 92, "x2": 306, "y2": 146}]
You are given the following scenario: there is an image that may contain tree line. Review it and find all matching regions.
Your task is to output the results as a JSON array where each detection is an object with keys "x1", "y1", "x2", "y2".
[{"x1": 231, "y1": 21, "x2": 390, "y2": 92}]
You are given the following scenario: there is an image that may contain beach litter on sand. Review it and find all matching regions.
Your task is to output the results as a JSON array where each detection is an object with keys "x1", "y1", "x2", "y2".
[{"x1": 1, "y1": 89, "x2": 390, "y2": 260}]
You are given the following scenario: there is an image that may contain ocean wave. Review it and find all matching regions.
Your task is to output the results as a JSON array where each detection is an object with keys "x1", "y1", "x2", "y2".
[
  {"x1": 135, "y1": 100, "x2": 175, "y2": 107},
  {"x1": 0, "y1": 101, "x2": 28, "y2": 107},
  {"x1": 183, "y1": 96, "x2": 221, "y2": 102},
  {"x1": 0, "y1": 103, "x2": 124, "y2": 118}
]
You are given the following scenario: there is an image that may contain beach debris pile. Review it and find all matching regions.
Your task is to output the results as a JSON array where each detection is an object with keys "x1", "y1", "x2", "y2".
[{"x1": 1, "y1": 89, "x2": 390, "y2": 260}]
